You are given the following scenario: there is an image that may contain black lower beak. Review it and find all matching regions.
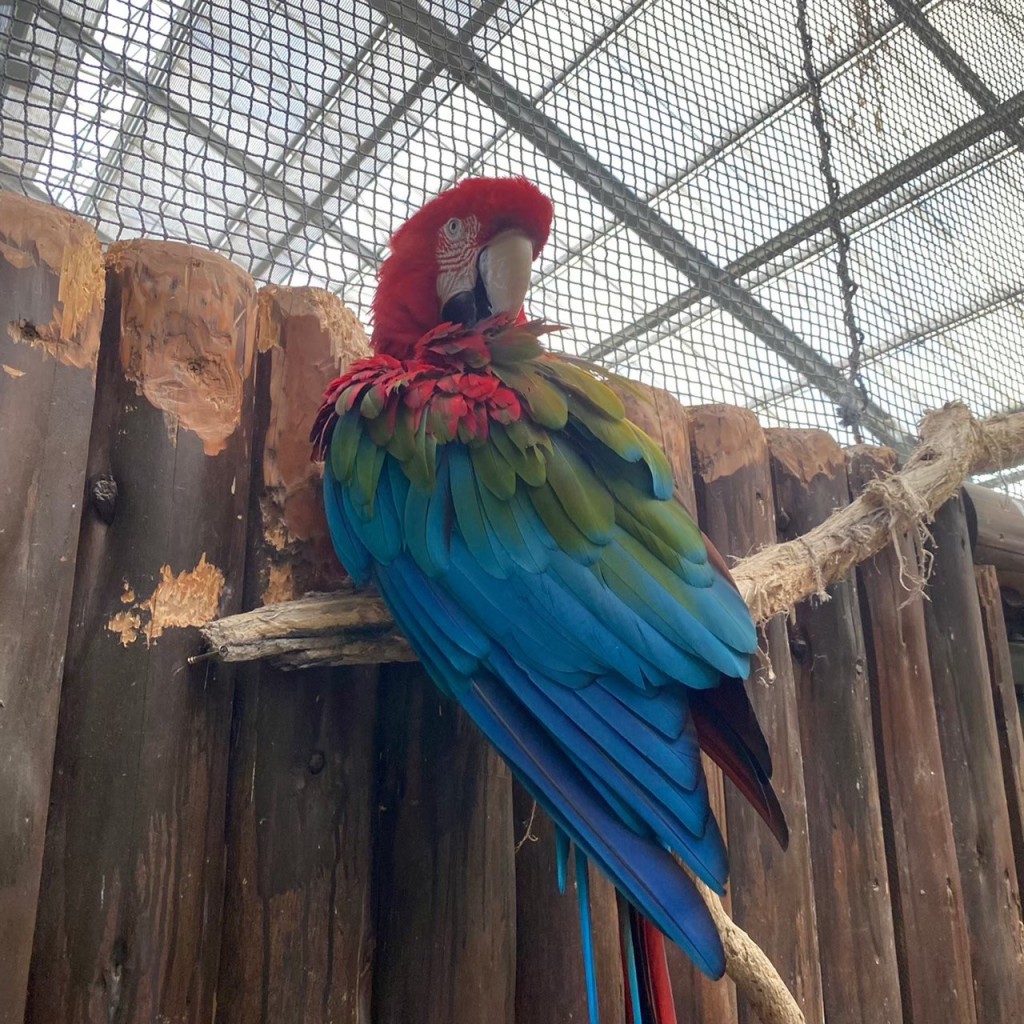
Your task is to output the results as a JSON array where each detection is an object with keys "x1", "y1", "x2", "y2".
[
  {"x1": 442, "y1": 267, "x2": 494, "y2": 328},
  {"x1": 441, "y1": 290, "x2": 477, "y2": 327}
]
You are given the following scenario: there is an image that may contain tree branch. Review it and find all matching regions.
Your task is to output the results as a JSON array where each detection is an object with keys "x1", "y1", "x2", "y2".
[{"x1": 199, "y1": 403, "x2": 1024, "y2": 666}]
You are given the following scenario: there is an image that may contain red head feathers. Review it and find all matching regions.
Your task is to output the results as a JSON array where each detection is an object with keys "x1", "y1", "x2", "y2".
[{"x1": 371, "y1": 177, "x2": 554, "y2": 356}]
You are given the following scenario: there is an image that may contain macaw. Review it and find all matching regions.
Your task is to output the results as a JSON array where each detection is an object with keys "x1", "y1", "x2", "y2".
[{"x1": 312, "y1": 177, "x2": 787, "y2": 1023}]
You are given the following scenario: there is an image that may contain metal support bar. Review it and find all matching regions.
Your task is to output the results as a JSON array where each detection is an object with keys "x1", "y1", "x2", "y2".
[
  {"x1": 207, "y1": 21, "x2": 390, "y2": 255},
  {"x1": 886, "y1": 0, "x2": 1024, "y2": 151},
  {"x1": 78, "y1": 0, "x2": 206, "y2": 221},
  {"x1": 370, "y1": 0, "x2": 911, "y2": 450},
  {"x1": 586, "y1": 90, "x2": 1024, "y2": 364},
  {"x1": 34, "y1": 0, "x2": 379, "y2": 264},
  {"x1": 246, "y1": 0, "x2": 516, "y2": 282}
]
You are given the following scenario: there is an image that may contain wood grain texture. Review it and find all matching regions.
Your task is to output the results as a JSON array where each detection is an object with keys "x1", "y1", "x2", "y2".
[
  {"x1": 621, "y1": 387, "x2": 737, "y2": 1023},
  {"x1": 848, "y1": 448, "x2": 977, "y2": 1024},
  {"x1": 923, "y1": 498, "x2": 1024, "y2": 1023},
  {"x1": 975, "y1": 565, "x2": 1024, "y2": 890},
  {"x1": 372, "y1": 664, "x2": 516, "y2": 1024},
  {"x1": 26, "y1": 241, "x2": 256, "y2": 1024},
  {"x1": 217, "y1": 667, "x2": 377, "y2": 1024},
  {"x1": 690, "y1": 406, "x2": 823, "y2": 1024},
  {"x1": 0, "y1": 194, "x2": 103, "y2": 1024},
  {"x1": 216, "y1": 286, "x2": 377, "y2": 1023},
  {"x1": 512, "y1": 788, "x2": 625, "y2": 1024},
  {"x1": 768, "y1": 429, "x2": 902, "y2": 1024}
]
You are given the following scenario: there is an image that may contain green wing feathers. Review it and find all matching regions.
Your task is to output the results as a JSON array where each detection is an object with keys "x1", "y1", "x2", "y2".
[{"x1": 332, "y1": 334, "x2": 714, "y2": 591}]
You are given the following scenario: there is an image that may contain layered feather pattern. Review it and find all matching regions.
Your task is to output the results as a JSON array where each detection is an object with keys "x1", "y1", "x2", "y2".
[{"x1": 314, "y1": 317, "x2": 786, "y2": 980}]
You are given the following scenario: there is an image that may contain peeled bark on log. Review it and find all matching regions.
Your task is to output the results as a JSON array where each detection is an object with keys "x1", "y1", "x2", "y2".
[
  {"x1": 0, "y1": 193, "x2": 104, "y2": 1024},
  {"x1": 216, "y1": 286, "x2": 377, "y2": 1024},
  {"x1": 27, "y1": 241, "x2": 257, "y2": 1024}
]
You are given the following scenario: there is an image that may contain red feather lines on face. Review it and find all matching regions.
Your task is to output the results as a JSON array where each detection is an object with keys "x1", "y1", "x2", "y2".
[
  {"x1": 310, "y1": 319, "x2": 525, "y2": 460},
  {"x1": 371, "y1": 177, "x2": 553, "y2": 356}
]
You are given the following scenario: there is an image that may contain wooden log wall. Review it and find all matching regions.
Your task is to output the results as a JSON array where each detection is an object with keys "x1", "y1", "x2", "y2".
[
  {"x1": 28, "y1": 240, "x2": 257, "y2": 1024},
  {"x1": 768, "y1": 430, "x2": 903, "y2": 1024},
  {"x1": 216, "y1": 287, "x2": 377, "y2": 1022},
  {"x1": 922, "y1": 497, "x2": 1024, "y2": 1022},
  {"x1": 690, "y1": 407, "x2": 823, "y2": 1024},
  {"x1": 3, "y1": 198, "x2": 1024, "y2": 1024},
  {"x1": 848, "y1": 448, "x2": 976, "y2": 1024},
  {"x1": 0, "y1": 193, "x2": 104, "y2": 1024}
]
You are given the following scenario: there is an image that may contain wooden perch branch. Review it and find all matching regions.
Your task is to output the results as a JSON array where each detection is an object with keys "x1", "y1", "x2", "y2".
[
  {"x1": 698, "y1": 883, "x2": 806, "y2": 1024},
  {"x1": 732, "y1": 402, "x2": 1023, "y2": 622},
  {"x1": 200, "y1": 402, "x2": 1024, "y2": 666},
  {"x1": 195, "y1": 587, "x2": 416, "y2": 668}
]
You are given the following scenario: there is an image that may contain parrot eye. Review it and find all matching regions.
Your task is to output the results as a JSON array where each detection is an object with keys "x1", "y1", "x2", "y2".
[{"x1": 444, "y1": 217, "x2": 463, "y2": 239}]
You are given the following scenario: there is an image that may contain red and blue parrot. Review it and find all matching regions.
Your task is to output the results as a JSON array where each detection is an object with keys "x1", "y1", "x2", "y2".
[{"x1": 312, "y1": 178, "x2": 787, "y2": 1023}]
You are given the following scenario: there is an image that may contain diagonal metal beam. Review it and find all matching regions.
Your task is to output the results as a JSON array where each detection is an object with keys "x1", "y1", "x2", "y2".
[
  {"x1": 246, "y1": 0, "x2": 522, "y2": 283},
  {"x1": 370, "y1": 0, "x2": 912, "y2": 450},
  {"x1": 584, "y1": 89, "x2": 1024, "y2": 365},
  {"x1": 206, "y1": 20, "x2": 390, "y2": 255},
  {"x1": 886, "y1": 0, "x2": 1024, "y2": 151},
  {"x1": 34, "y1": 0, "x2": 379, "y2": 264},
  {"x1": 78, "y1": 0, "x2": 206, "y2": 221}
]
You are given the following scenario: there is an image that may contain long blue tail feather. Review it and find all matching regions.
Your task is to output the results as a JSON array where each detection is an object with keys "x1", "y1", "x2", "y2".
[{"x1": 575, "y1": 848, "x2": 600, "y2": 1024}]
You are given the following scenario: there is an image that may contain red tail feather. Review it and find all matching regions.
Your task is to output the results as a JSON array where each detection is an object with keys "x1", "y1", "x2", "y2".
[{"x1": 622, "y1": 905, "x2": 678, "y2": 1024}]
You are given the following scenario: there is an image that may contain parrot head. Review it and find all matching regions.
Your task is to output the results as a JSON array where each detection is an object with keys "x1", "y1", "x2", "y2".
[{"x1": 371, "y1": 176, "x2": 554, "y2": 356}]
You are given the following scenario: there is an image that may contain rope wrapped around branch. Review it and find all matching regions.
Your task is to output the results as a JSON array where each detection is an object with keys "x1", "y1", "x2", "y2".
[{"x1": 732, "y1": 402, "x2": 1022, "y2": 622}]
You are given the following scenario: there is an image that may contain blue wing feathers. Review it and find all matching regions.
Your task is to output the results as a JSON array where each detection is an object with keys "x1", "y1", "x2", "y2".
[
  {"x1": 324, "y1": 394, "x2": 758, "y2": 980},
  {"x1": 323, "y1": 464, "x2": 372, "y2": 586},
  {"x1": 461, "y1": 674, "x2": 726, "y2": 978}
]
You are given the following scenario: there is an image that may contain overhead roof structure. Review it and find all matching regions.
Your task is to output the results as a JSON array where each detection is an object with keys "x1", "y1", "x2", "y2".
[{"x1": 2, "y1": 0, "x2": 1022, "y2": 491}]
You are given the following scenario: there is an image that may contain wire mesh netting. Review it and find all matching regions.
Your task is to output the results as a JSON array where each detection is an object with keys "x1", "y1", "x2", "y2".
[{"x1": 2, "y1": 0, "x2": 1022, "y2": 493}]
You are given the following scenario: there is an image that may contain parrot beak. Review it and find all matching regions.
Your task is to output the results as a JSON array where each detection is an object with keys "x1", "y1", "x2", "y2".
[
  {"x1": 477, "y1": 229, "x2": 535, "y2": 318},
  {"x1": 440, "y1": 229, "x2": 535, "y2": 327}
]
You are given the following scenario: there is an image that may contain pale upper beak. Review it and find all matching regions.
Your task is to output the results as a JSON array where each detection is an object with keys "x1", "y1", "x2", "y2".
[{"x1": 439, "y1": 229, "x2": 535, "y2": 327}]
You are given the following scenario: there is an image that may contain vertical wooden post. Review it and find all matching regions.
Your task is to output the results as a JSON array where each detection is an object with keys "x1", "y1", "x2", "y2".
[
  {"x1": 975, "y1": 564, "x2": 1024, "y2": 888},
  {"x1": 848, "y1": 447, "x2": 976, "y2": 1024},
  {"x1": 689, "y1": 406, "x2": 823, "y2": 1024},
  {"x1": 923, "y1": 498, "x2": 1024, "y2": 1022},
  {"x1": 767, "y1": 429, "x2": 902, "y2": 1024},
  {"x1": 27, "y1": 241, "x2": 257, "y2": 1024},
  {"x1": 372, "y1": 666, "x2": 516, "y2": 1024},
  {"x1": 512, "y1": 789, "x2": 626, "y2": 1024},
  {"x1": 216, "y1": 287, "x2": 378, "y2": 1023},
  {"x1": 623, "y1": 388, "x2": 738, "y2": 1023},
  {"x1": 0, "y1": 193, "x2": 104, "y2": 1024}
]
